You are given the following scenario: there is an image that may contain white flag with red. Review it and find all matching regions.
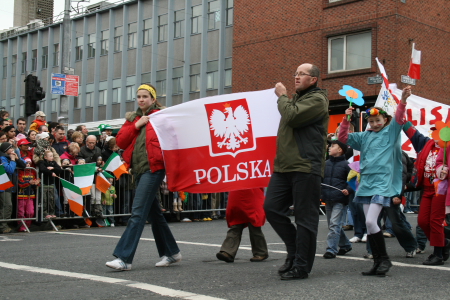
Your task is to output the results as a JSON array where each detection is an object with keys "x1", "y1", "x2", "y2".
[
  {"x1": 408, "y1": 43, "x2": 421, "y2": 80},
  {"x1": 150, "y1": 89, "x2": 280, "y2": 193}
]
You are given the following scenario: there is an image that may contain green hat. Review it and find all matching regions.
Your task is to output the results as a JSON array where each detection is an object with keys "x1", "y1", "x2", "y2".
[{"x1": 98, "y1": 124, "x2": 113, "y2": 132}]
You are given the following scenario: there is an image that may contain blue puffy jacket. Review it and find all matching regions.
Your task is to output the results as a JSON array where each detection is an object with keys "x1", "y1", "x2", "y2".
[{"x1": 321, "y1": 155, "x2": 353, "y2": 204}]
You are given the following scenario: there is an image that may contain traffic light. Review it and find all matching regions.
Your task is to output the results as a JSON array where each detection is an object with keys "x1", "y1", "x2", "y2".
[{"x1": 24, "y1": 74, "x2": 46, "y2": 117}]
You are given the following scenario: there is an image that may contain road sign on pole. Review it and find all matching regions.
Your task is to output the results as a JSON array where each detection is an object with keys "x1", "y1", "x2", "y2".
[
  {"x1": 401, "y1": 75, "x2": 416, "y2": 86},
  {"x1": 51, "y1": 73, "x2": 79, "y2": 96}
]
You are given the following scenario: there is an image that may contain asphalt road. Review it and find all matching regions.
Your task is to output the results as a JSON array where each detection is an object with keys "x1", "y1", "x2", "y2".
[{"x1": 1, "y1": 214, "x2": 449, "y2": 300}]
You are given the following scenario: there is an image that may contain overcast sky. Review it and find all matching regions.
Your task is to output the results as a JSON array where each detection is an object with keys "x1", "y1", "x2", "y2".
[{"x1": 0, "y1": 0, "x2": 106, "y2": 31}]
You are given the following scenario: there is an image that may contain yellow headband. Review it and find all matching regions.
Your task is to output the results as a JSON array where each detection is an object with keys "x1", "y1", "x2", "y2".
[{"x1": 137, "y1": 84, "x2": 157, "y2": 100}]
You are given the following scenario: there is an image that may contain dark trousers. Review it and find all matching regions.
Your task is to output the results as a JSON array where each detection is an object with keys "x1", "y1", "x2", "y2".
[
  {"x1": 264, "y1": 172, "x2": 320, "y2": 273},
  {"x1": 220, "y1": 223, "x2": 268, "y2": 258},
  {"x1": 348, "y1": 194, "x2": 366, "y2": 238},
  {"x1": 384, "y1": 202, "x2": 417, "y2": 252}
]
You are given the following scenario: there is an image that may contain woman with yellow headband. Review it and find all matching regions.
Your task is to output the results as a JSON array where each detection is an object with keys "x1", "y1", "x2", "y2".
[{"x1": 106, "y1": 84, "x2": 181, "y2": 271}]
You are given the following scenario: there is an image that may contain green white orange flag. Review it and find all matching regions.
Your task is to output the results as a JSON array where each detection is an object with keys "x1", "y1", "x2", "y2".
[
  {"x1": 96, "y1": 171, "x2": 114, "y2": 194},
  {"x1": 60, "y1": 178, "x2": 84, "y2": 217},
  {"x1": 73, "y1": 163, "x2": 96, "y2": 195},
  {"x1": 0, "y1": 165, "x2": 13, "y2": 190},
  {"x1": 104, "y1": 153, "x2": 128, "y2": 179}
]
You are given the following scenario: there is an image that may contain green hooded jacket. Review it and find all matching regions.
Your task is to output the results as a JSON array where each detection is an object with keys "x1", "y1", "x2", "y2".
[{"x1": 274, "y1": 87, "x2": 329, "y2": 177}]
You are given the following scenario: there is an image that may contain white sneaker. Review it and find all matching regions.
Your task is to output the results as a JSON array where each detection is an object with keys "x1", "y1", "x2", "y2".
[
  {"x1": 155, "y1": 252, "x2": 182, "y2": 267},
  {"x1": 362, "y1": 234, "x2": 367, "y2": 242},
  {"x1": 106, "y1": 258, "x2": 132, "y2": 271},
  {"x1": 110, "y1": 224, "x2": 115, "y2": 227},
  {"x1": 349, "y1": 236, "x2": 362, "y2": 243}
]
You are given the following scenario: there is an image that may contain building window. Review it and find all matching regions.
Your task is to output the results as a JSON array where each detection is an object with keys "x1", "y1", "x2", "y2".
[
  {"x1": 53, "y1": 44, "x2": 59, "y2": 66},
  {"x1": 99, "y1": 90, "x2": 107, "y2": 105},
  {"x1": 158, "y1": 14, "x2": 168, "y2": 42},
  {"x1": 2, "y1": 57, "x2": 6, "y2": 78},
  {"x1": 75, "y1": 37, "x2": 83, "y2": 61},
  {"x1": 328, "y1": 31, "x2": 371, "y2": 72},
  {"x1": 208, "y1": 1, "x2": 220, "y2": 30},
  {"x1": 11, "y1": 55, "x2": 16, "y2": 77},
  {"x1": 128, "y1": 23, "x2": 137, "y2": 49},
  {"x1": 156, "y1": 70, "x2": 166, "y2": 97},
  {"x1": 225, "y1": 57, "x2": 232, "y2": 87},
  {"x1": 191, "y1": 5, "x2": 202, "y2": 34},
  {"x1": 112, "y1": 87, "x2": 121, "y2": 103},
  {"x1": 190, "y1": 64, "x2": 200, "y2": 92},
  {"x1": 143, "y1": 19, "x2": 152, "y2": 45},
  {"x1": 86, "y1": 92, "x2": 93, "y2": 107},
  {"x1": 88, "y1": 34, "x2": 96, "y2": 58},
  {"x1": 39, "y1": 100, "x2": 46, "y2": 112},
  {"x1": 114, "y1": 26, "x2": 122, "y2": 52},
  {"x1": 141, "y1": 72, "x2": 151, "y2": 84},
  {"x1": 74, "y1": 97, "x2": 80, "y2": 108},
  {"x1": 226, "y1": 0, "x2": 234, "y2": 26},
  {"x1": 172, "y1": 67, "x2": 184, "y2": 95},
  {"x1": 100, "y1": 30, "x2": 109, "y2": 55},
  {"x1": 31, "y1": 49, "x2": 37, "y2": 71},
  {"x1": 51, "y1": 98, "x2": 57, "y2": 112},
  {"x1": 21, "y1": 52, "x2": 27, "y2": 74},
  {"x1": 126, "y1": 85, "x2": 134, "y2": 101},
  {"x1": 174, "y1": 10, "x2": 185, "y2": 38},
  {"x1": 42, "y1": 46, "x2": 48, "y2": 69},
  {"x1": 207, "y1": 60, "x2": 219, "y2": 89}
]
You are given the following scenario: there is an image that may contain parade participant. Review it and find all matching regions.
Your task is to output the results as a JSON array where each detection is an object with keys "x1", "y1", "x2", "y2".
[
  {"x1": 264, "y1": 63, "x2": 329, "y2": 280},
  {"x1": 216, "y1": 188, "x2": 268, "y2": 263},
  {"x1": 106, "y1": 84, "x2": 181, "y2": 271},
  {"x1": 338, "y1": 86, "x2": 411, "y2": 276}
]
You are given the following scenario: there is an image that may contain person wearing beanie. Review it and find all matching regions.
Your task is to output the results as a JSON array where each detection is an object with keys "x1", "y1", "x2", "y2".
[
  {"x1": 0, "y1": 142, "x2": 26, "y2": 234},
  {"x1": 321, "y1": 140, "x2": 353, "y2": 259}
]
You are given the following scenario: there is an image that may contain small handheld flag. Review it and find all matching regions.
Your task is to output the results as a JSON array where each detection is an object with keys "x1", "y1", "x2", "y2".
[{"x1": 408, "y1": 43, "x2": 421, "y2": 80}]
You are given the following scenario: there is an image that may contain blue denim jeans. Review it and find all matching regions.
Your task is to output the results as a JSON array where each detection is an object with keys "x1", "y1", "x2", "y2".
[
  {"x1": 113, "y1": 170, "x2": 180, "y2": 264},
  {"x1": 325, "y1": 202, "x2": 352, "y2": 255},
  {"x1": 348, "y1": 193, "x2": 366, "y2": 238}
]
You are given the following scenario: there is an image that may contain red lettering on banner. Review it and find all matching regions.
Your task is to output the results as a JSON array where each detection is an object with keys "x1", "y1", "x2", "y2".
[
  {"x1": 402, "y1": 140, "x2": 413, "y2": 152},
  {"x1": 430, "y1": 106, "x2": 443, "y2": 125},
  {"x1": 420, "y1": 108, "x2": 426, "y2": 125},
  {"x1": 445, "y1": 108, "x2": 450, "y2": 123},
  {"x1": 406, "y1": 109, "x2": 417, "y2": 126}
]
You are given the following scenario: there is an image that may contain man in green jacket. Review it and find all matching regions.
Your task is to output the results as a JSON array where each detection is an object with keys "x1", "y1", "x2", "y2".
[{"x1": 264, "y1": 63, "x2": 329, "y2": 280}]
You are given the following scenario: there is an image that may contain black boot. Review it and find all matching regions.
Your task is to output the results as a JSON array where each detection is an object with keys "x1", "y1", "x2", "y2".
[
  {"x1": 362, "y1": 235, "x2": 380, "y2": 276},
  {"x1": 371, "y1": 231, "x2": 392, "y2": 275}
]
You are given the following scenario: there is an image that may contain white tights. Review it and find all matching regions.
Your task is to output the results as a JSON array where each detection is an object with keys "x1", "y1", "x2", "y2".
[{"x1": 363, "y1": 203, "x2": 383, "y2": 235}]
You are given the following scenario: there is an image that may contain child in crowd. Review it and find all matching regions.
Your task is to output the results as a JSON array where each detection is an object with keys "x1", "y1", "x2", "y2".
[
  {"x1": 38, "y1": 150, "x2": 63, "y2": 219},
  {"x1": 17, "y1": 158, "x2": 40, "y2": 232},
  {"x1": 338, "y1": 86, "x2": 411, "y2": 276},
  {"x1": 322, "y1": 140, "x2": 353, "y2": 259},
  {"x1": 102, "y1": 177, "x2": 117, "y2": 227},
  {"x1": 77, "y1": 158, "x2": 86, "y2": 165}
]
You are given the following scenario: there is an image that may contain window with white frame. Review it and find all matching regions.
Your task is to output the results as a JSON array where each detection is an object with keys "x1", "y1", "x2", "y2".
[
  {"x1": 172, "y1": 67, "x2": 184, "y2": 95},
  {"x1": 86, "y1": 92, "x2": 93, "y2": 107},
  {"x1": 21, "y1": 52, "x2": 27, "y2": 73},
  {"x1": 143, "y1": 19, "x2": 152, "y2": 45},
  {"x1": 114, "y1": 26, "x2": 122, "y2": 52},
  {"x1": 208, "y1": 1, "x2": 220, "y2": 30},
  {"x1": 225, "y1": 57, "x2": 232, "y2": 87},
  {"x1": 156, "y1": 70, "x2": 166, "y2": 97},
  {"x1": 112, "y1": 87, "x2": 121, "y2": 103},
  {"x1": 11, "y1": 55, "x2": 16, "y2": 76},
  {"x1": 88, "y1": 34, "x2": 96, "y2": 58},
  {"x1": 190, "y1": 64, "x2": 200, "y2": 92},
  {"x1": 31, "y1": 49, "x2": 37, "y2": 71},
  {"x1": 174, "y1": 10, "x2": 185, "y2": 38},
  {"x1": 100, "y1": 30, "x2": 109, "y2": 55},
  {"x1": 42, "y1": 46, "x2": 48, "y2": 69},
  {"x1": 128, "y1": 23, "x2": 137, "y2": 48},
  {"x1": 328, "y1": 31, "x2": 371, "y2": 72},
  {"x1": 158, "y1": 15, "x2": 168, "y2": 42},
  {"x1": 126, "y1": 85, "x2": 134, "y2": 101},
  {"x1": 99, "y1": 90, "x2": 107, "y2": 105},
  {"x1": 226, "y1": 0, "x2": 234, "y2": 26},
  {"x1": 53, "y1": 44, "x2": 59, "y2": 66},
  {"x1": 191, "y1": 5, "x2": 202, "y2": 34},
  {"x1": 207, "y1": 60, "x2": 219, "y2": 89},
  {"x1": 75, "y1": 37, "x2": 83, "y2": 61}
]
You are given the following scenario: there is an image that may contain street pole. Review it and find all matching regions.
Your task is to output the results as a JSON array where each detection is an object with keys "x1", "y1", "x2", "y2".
[{"x1": 60, "y1": 0, "x2": 71, "y2": 129}]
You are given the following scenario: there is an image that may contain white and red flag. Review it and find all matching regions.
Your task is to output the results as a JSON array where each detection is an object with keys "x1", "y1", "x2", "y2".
[
  {"x1": 150, "y1": 89, "x2": 280, "y2": 193},
  {"x1": 408, "y1": 43, "x2": 421, "y2": 80}
]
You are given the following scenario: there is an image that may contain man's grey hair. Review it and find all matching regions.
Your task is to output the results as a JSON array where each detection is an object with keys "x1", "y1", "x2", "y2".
[{"x1": 309, "y1": 65, "x2": 320, "y2": 78}]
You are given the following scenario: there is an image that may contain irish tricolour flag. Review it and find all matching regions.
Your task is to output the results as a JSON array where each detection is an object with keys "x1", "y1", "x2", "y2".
[
  {"x1": 73, "y1": 163, "x2": 96, "y2": 195},
  {"x1": 0, "y1": 165, "x2": 13, "y2": 190},
  {"x1": 96, "y1": 171, "x2": 114, "y2": 193},
  {"x1": 60, "y1": 178, "x2": 84, "y2": 216},
  {"x1": 104, "y1": 153, "x2": 128, "y2": 179},
  {"x1": 150, "y1": 88, "x2": 280, "y2": 193}
]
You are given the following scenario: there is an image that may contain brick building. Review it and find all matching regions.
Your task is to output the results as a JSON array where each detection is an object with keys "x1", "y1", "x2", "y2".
[{"x1": 232, "y1": 0, "x2": 450, "y2": 131}]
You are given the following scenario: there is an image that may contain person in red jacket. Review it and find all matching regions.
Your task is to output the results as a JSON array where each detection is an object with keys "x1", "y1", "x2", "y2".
[{"x1": 106, "y1": 84, "x2": 181, "y2": 271}]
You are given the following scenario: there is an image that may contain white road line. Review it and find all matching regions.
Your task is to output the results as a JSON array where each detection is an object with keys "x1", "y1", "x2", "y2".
[
  {"x1": 48, "y1": 231, "x2": 450, "y2": 272},
  {"x1": 0, "y1": 261, "x2": 225, "y2": 300}
]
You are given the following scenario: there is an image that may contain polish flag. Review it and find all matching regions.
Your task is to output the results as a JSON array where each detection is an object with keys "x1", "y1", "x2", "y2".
[
  {"x1": 150, "y1": 89, "x2": 280, "y2": 193},
  {"x1": 408, "y1": 43, "x2": 421, "y2": 80}
]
